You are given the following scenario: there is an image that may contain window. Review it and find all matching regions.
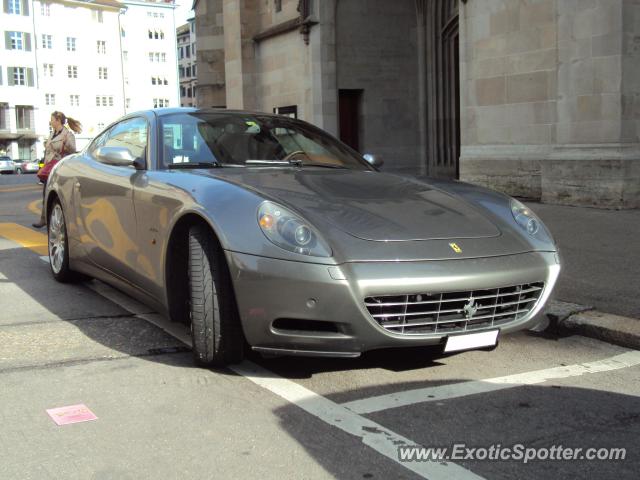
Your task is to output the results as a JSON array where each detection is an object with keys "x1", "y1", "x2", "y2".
[
  {"x1": 98, "y1": 67, "x2": 108, "y2": 80},
  {"x1": 70, "y1": 94, "x2": 80, "y2": 106},
  {"x1": 125, "y1": 98, "x2": 130, "y2": 109},
  {"x1": 8, "y1": 67, "x2": 33, "y2": 87},
  {"x1": 92, "y1": 10, "x2": 103, "y2": 23},
  {"x1": 8, "y1": 32, "x2": 24, "y2": 50},
  {"x1": 41, "y1": 3, "x2": 50, "y2": 16},
  {"x1": 163, "y1": 77, "x2": 168, "y2": 85},
  {"x1": 179, "y1": 66, "x2": 184, "y2": 78},
  {"x1": 97, "y1": 40, "x2": 106, "y2": 54},
  {"x1": 67, "y1": 65, "x2": 78, "y2": 78},
  {"x1": 45, "y1": 93, "x2": 55, "y2": 105},
  {"x1": 41, "y1": 34, "x2": 52, "y2": 49},
  {"x1": 180, "y1": 86, "x2": 185, "y2": 97},
  {"x1": 43, "y1": 63, "x2": 54, "y2": 77},
  {"x1": 15, "y1": 106, "x2": 33, "y2": 129},
  {"x1": 0, "y1": 103, "x2": 9, "y2": 130},
  {"x1": 192, "y1": 64, "x2": 196, "y2": 77},
  {"x1": 95, "y1": 95, "x2": 114, "y2": 107},
  {"x1": 12, "y1": 67, "x2": 25, "y2": 86},
  {"x1": 151, "y1": 77, "x2": 157, "y2": 85},
  {"x1": 153, "y1": 98, "x2": 169, "y2": 108},
  {"x1": 161, "y1": 53, "x2": 166, "y2": 62},
  {"x1": 191, "y1": 42, "x2": 196, "y2": 56},
  {"x1": 123, "y1": 51, "x2": 128, "y2": 61},
  {"x1": 8, "y1": 0, "x2": 21, "y2": 15},
  {"x1": 121, "y1": 28, "x2": 125, "y2": 38},
  {"x1": 187, "y1": 87, "x2": 191, "y2": 98},
  {"x1": 275, "y1": 0, "x2": 282, "y2": 12},
  {"x1": 179, "y1": 47, "x2": 183, "y2": 59},
  {"x1": 66, "y1": 37, "x2": 76, "y2": 52},
  {"x1": 186, "y1": 66, "x2": 191, "y2": 77},
  {"x1": 101, "y1": 117, "x2": 148, "y2": 161}
]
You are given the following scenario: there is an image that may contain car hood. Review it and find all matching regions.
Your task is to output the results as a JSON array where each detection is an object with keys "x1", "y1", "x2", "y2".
[{"x1": 207, "y1": 169, "x2": 501, "y2": 241}]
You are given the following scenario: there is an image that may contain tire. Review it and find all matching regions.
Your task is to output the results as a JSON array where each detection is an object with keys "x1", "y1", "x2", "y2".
[
  {"x1": 188, "y1": 224, "x2": 244, "y2": 367},
  {"x1": 48, "y1": 200, "x2": 81, "y2": 283},
  {"x1": 16, "y1": 168, "x2": 22, "y2": 175}
]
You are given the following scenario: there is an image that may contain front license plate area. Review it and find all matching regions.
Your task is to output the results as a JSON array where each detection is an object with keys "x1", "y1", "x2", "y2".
[{"x1": 444, "y1": 330, "x2": 499, "y2": 353}]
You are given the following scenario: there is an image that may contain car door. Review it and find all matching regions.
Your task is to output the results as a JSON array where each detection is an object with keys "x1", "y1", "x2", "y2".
[{"x1": 75, "y1": 116, "x2": 149, "y2": 283}]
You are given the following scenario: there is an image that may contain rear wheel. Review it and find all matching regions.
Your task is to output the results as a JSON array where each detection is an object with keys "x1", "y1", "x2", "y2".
[
  {"x1": 188, "y1": 224, "x2": 244, "y2": 367},
  {"x1": 48, "y1": 200, "x2": 74, "y2": 282}
]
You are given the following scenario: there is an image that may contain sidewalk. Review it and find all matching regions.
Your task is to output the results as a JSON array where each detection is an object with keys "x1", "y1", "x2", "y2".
[{"x1": 525, "y1": 201, "x2": 640, "y2": 350}]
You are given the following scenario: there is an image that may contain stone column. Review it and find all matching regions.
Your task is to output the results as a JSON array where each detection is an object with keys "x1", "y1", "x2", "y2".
[
  {"x1": 223, "y1": 0, "x2": 259, "y2": 110},
  {"x1": 416, "y1": 0, "x2": 428, "y2": 175},
  {"x1": 195, "y1": 0, "x2": 226, "y2": 108}
]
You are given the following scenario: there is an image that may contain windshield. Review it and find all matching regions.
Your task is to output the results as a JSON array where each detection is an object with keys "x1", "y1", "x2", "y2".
[{"x1": 159, "y1": 112, "x2": 372, "y2": 170}]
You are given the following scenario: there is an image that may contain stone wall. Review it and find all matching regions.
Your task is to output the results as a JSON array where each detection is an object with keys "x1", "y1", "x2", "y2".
[
  {"x1": 460, "y1": 0, "x2": 640, "y2": 208},
  {"x1": 336, "y1": 0, "x2": 420, "y2": 173}
]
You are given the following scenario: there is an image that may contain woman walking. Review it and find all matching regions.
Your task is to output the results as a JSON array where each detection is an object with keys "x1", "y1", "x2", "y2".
[{"x1": 32, "y1": 111, "x2": 82, "y2": 229}]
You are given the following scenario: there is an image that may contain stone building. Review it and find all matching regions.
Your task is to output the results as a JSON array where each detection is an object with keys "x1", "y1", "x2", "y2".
[
  {"x1": 177, "y1": 17, "x2": 198, "y2": 107},
  {"x1": 193, "y1": 0, "x2": 640, "y2": 208}
]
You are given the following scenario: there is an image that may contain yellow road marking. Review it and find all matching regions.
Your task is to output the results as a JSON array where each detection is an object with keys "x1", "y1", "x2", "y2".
[
  {"x1": 28, "y1": 199, "x2": 41, "y2": 215},
  {"x1": 0, "y1": 223, "x2": 48, "y2": 255},
  {"x1": 0, "y1": 184, "x2": 41, "y2": 193}
]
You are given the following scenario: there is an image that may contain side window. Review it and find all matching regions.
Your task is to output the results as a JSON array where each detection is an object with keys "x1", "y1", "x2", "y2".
[
  {"x1": 87, "y1": 127, "x2": 112, "y2": 156},
  {"x1": 102, "y1": 117, "x2": 148, "y2": 161}
]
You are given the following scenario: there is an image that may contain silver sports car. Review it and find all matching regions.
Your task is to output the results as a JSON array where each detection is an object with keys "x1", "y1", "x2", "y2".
[{"x1": 45, "y1": 108, "x2": 560, "y2": 366}]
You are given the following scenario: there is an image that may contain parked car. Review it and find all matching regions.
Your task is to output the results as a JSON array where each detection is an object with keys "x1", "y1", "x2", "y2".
[
  {"x1": 13, "y1": 159, "x2": 40, "y2": 174},
  {"x1": 0, "y1": 156, "x2": 20, "y2": 174},
  {"x1": 44, "y1": 108, "x2": 561, "y2": 367}
]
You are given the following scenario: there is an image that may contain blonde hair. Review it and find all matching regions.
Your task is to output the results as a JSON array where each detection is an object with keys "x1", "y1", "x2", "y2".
[{"x1": 51, "y1": 110, "x2": 82, "y2": 134}]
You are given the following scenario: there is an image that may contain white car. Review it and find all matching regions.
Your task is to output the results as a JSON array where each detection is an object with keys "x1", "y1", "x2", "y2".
[{"x1": 0, "y1": 156, "x2": 17, "y2": 174}]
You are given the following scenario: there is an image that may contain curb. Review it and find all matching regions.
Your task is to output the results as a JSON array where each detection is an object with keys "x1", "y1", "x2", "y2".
[{"x1": 543, "y1": 300, "x2": 640, "y2": 350}]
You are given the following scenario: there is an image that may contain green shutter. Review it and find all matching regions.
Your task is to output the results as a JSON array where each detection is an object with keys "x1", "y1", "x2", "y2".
[
  {"x1": 0, "y1": 67, "x2": 3, "y2": 85},
  {"x1": 25, "y1": 32, "x2": 30, "y2": 51},
  {"x1": 21, "y1": 0, "x2": 28, "y2": 16},
  {"x1": 7, "y1": 67, "x2": 14, "y2": 86},
  {"x1": 26, "y1": 67, "x2": 33, "y2": 86},
  {"x1": 5, "y1": 31, "x2": 10, "y2": 50},
  {"x1": 3, "y1": 0, "x2": 8, "y2": 14}
]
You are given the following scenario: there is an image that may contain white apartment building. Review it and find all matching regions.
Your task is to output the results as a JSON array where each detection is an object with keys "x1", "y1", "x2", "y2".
[
  {"x1": 0, "y1": 0, "x2": 39, "y2": 160},
  {"x1": 0, "y1": 0, "x2": 179, "y2": 159},
  {"x1": 120, "y1": 0, "x2": 179, "y2": 114},
  {"x1": 177, "y1": 16, "x2": 196, "y2": 107}
]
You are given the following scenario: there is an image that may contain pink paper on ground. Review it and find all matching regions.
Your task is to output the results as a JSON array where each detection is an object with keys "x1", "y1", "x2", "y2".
[{"x1": 46, "y1": 404, "x2": 98, "y2": 426}]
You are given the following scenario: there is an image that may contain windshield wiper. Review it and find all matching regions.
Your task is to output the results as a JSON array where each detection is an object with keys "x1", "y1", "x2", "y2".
[
  {"x1": 298, "y1": 163, "x2": 347, "y2": 169},
  {"x1": 168, "y1": 162, "x2": 220, "y2": 169}
]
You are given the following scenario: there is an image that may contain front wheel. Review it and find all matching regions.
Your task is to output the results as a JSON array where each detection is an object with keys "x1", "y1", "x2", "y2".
[{"x1": 188, "y1": 224, "x2": 245, "y2": 367}]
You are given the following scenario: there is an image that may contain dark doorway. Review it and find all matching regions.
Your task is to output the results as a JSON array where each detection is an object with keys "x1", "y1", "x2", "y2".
[
  {"x1": 424, "y1": 0, "x2": 460, "y2": 179},
  {"x1": 338, "y1": 89, "x2": 362, "y2": 152}
]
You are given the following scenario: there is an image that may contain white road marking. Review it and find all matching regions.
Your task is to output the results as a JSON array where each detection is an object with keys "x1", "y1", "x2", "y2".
[
  {"x1": 231, "y1": 361, "x2": 485, "y2": 480},
  {"x1": 342, "y1": 350, "x2": 640, "y2": 414}
]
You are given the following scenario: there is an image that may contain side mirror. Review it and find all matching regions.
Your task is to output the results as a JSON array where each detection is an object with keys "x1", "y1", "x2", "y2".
[
  {"x1": 363, "y1": 153, "x2": 384, "y2": 168},
  {"x1": 95, "y1": 146, "x2": 144, "y2": 169}
]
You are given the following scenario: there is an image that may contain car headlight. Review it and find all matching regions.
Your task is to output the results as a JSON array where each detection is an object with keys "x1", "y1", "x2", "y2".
[
  {"x1": 510, "y1": 198, "x2": 555, "y2": 244},
  {"x1": 258, "y1": 201, "x2": 332, "y2": 257}
]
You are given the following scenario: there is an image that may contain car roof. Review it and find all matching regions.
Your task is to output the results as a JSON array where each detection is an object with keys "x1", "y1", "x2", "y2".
[{"x1": 151, "y1": 107, "x2": 283, "y2": 120}]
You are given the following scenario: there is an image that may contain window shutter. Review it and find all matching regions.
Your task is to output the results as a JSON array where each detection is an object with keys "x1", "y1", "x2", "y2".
[
  {"x1": 26, "y1": 67, "x2": 33, "y2": 86},
  {"x1": 3, "y1": 0, "x2": 8, "y2": 14},
  {"x1": 25, "y1": 32, "x2": 31, "y2": 51},
  {"x1": 0, "y1": 67, "x2": 3, "y2": 85},
  {"x1": 5, "y1": 32, "x2": 10, "y2": 50},
  {"x1": 21, "y1": 0, "x2": 29, "y2": 16},
  {"x1": 7, "y1": 67, "x2": 14, "y2": 86}
]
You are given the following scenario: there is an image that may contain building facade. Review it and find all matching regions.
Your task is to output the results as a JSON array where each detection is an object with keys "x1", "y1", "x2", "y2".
[
  {"x1": 177, "y1": 17, "x2": 197, "y2": 106},
  {"x1": 0, "y1": 0, "x2": 179, "y2": 159},
  {"x1": 194, "y1": 0, "x2": 640, "y2": 208}
]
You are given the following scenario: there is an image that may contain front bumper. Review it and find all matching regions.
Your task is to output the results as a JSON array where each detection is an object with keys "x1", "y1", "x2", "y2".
[{"x1": 226, "y1": 251, "x2": 560, "y2": 356}]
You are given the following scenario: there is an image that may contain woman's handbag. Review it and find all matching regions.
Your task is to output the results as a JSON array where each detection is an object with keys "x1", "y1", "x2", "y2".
[{"x1": 37, "y1": 135, "x2": 66, "y2": 183}]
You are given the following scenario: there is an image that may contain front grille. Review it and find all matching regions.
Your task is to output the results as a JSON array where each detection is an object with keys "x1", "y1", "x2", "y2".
[{"x1": 364, "y1": 282, "x2": 545, "y2": 335}]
